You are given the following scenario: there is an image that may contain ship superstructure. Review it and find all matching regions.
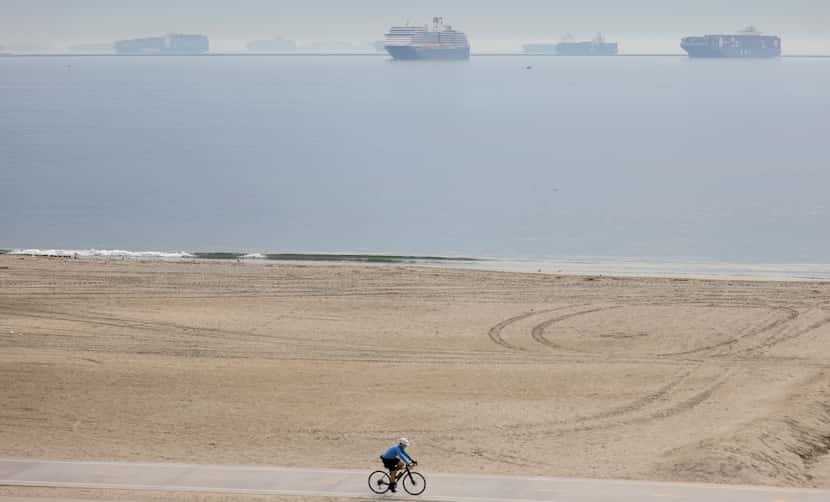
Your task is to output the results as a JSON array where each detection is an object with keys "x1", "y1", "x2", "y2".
[
  {"x1": 556, "y1": 33, "x2": 618, "y2": 56},
  {"x1": 681, "y1": 27, "x2": 780, "y2": 58},
  {"x1": 384, "y1": 17, "x2": 470, "y2": 60}
]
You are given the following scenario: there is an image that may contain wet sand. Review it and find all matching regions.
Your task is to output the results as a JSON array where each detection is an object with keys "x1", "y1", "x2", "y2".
[{"x1": 1, "y1": 255, "x2": 829, "y2": 491}]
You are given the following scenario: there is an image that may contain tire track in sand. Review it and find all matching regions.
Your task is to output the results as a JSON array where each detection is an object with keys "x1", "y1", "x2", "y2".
[
  {"x1": 529, "y1": 306, "x2": 622, "y2": 351},
  {"x1": 659, "y1": 306, "x2": 800, "y2": 357},
  {"x1": 529, "y1": 371, "x2": 731, "y2": 439},
  {"x1": 743, "y1": 308, "x2": 830, "y2": 354},
  {"x1": 487, "y1": 305, "x2": 731, "y2": 439},
  {"x1": 493, "y1": 366, "x2": 697, "y2": 436},
  {"x1": 487, "y1": 305, "x2": 583, "y2": 351}
]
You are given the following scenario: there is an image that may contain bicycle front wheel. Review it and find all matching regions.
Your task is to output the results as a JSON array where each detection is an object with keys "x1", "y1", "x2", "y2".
[
  {"x1": 402, "y1": 471, "x2": 427, "y2": 495},
  {"x1": 368, "y1": 470, "x2": 391, "y2": 494}
]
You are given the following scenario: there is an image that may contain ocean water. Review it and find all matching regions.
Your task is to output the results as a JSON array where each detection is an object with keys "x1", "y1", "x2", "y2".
[{"x1": 2, "y1": 55, "x2": 829, "y2": 264}]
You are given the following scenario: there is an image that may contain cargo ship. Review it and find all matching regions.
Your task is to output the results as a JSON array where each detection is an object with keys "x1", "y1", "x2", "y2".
[
  {"x1": 681, "y1": 27, "x2": 780, "y2": 58},
  {"x1": 114, "y1": 34, "x2": 209, "y2": 55},
  {"x1": 246, "y1": 37, "x2": 296, "y2": 53},
  {"x1": 523, "y1": 33, "x2": 618, "y2": 56},
  {"x1": 384, "y1": 17, "x2": 470, "y2": 60}
]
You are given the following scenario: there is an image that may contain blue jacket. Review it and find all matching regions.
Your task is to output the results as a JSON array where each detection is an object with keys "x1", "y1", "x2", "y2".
[{"x1": 382, "y1": 444, "x2": 413, "y2": 465}]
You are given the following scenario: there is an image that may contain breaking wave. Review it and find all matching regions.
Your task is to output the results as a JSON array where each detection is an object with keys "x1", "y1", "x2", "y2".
[{"x1": 9, "y1": 249, "x2": 195, "y2": 259}]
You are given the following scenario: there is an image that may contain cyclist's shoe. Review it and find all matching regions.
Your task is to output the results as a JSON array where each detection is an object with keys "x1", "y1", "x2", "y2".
[{"x1": 389, "y1": 482, "x2": 397, "y2": 493}]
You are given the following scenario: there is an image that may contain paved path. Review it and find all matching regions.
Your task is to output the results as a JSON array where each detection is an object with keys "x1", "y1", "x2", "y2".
[{"x1": 0, "y1": 458, "x2": 828, "y2": 502}]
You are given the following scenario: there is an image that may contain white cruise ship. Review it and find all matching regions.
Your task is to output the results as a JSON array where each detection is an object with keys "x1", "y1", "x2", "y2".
[{"x1": 384, "y1": 17, "x2": 470, "y2": 60}]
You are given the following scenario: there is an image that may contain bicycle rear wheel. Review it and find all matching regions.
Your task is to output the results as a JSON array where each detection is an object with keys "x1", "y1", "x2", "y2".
[
  {"x1": 402, "y1": 471, "x2": 426, "y2": 495},
  {"x1": 368, "y1": 470, "x2": 391, "y2": 494}
]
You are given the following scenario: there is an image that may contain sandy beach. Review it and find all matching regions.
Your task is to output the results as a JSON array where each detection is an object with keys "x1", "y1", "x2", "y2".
[{"x1": 1, "y1": 255, "x2": 829, "y2": 495}]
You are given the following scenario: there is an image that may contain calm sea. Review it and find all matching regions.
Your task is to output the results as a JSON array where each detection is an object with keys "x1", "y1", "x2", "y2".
[{"x1": 2, "y1": 55, "x2": 829, "y2": 264}]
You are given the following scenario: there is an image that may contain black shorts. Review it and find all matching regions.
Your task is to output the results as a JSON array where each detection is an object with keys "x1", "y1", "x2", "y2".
[{"x1": 381, "y1": 456, "x2": 401, "y2": 470}]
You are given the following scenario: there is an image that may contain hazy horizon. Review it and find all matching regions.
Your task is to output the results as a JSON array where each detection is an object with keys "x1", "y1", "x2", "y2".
[{"x1": 2, "y1": 1, "x2": 829, "y2": 53}]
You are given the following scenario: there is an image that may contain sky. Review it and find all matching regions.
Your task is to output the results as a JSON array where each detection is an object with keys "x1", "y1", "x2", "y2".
[{"x1": 1, "y1": 1, "x2": 829, "y2": 52}]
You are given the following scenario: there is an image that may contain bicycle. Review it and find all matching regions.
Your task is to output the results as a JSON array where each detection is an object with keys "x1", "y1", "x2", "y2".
[{"x1": 368, "y1": 460, "x2": 426, "y2": 496}]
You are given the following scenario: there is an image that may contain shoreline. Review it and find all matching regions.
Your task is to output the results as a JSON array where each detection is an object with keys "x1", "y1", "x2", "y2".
[{"x1": 3, "y1": 249, "x2": 830, "y2": 282}]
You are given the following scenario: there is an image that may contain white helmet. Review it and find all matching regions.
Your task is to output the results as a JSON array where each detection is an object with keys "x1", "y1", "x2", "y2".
[{"x1": 398, "y1": 437, "x2": 410, "y2": 447}]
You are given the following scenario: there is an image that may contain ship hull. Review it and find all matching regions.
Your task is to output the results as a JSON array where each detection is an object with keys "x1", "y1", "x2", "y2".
[
  {"x1": 682, "y1": 46, "x2": 780, "y2": 58},
  {"x1": 556, "y1": 43, "x2": 618, "y2": 56},
  {"x1": 523, "y1": 44, "x2": 557, "y2": 55},
  {"x1": 385, "y1": 45, "x2": 470, "y2": 60}
]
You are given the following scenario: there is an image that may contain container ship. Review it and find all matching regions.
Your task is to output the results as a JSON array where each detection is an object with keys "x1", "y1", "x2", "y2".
[
  {"x1": 246, "y1": 37, "x2": 296, "y2": 53},
  {"x1": 384, "y1": 17, "x2": 470, "y2": 60},
  {"x1": 114, "y1": 34, "x2": 209, "y2": 55},
  {"x1": 523, "y1": 33, "x2": 618, "y2": 56},
  {"x1": 681, "y1": 27, "x2": 780, "y2": 58}
]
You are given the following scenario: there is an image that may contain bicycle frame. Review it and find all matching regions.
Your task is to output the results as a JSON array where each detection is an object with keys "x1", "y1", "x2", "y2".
[{"x1": 394, "y1": 463, "x2": 417, "y2": 483}]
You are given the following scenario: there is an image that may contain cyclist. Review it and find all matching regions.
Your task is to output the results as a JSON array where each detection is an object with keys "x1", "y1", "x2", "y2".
[{"x1": 380, "y1": 437, "x2": 416, "y2": 493}]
